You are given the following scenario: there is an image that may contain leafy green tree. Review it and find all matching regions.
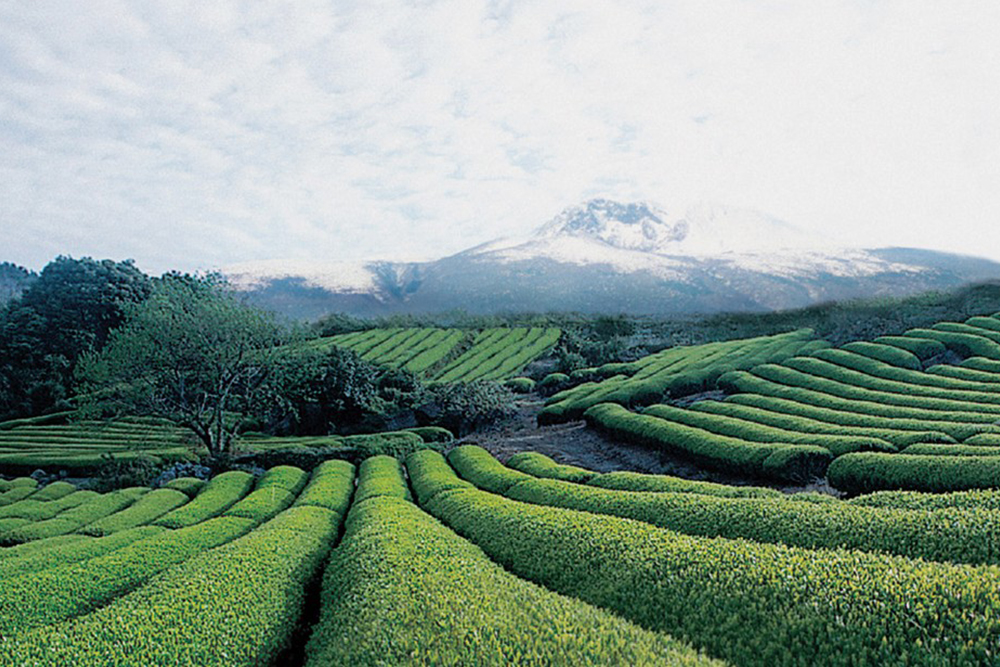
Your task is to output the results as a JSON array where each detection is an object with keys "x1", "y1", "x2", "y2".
[{"x1": 76, "y1": 274, "x2": 293, "y2": 457}]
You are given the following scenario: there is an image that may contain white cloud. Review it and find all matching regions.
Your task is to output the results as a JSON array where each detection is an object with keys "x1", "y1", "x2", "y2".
[{"x1": 0, "y1": 0, "x2": 998, "y2": 274}]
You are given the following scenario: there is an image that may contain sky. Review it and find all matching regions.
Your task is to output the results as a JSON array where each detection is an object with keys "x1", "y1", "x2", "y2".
[{"x1": 1, "y1": 0, "x2": 999, "y2": 274}]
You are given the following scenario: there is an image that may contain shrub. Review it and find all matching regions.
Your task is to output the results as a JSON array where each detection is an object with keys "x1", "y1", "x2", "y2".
[
  {"x1": 404, "y1": 450, "x2": 475, "y2": 502},
  {"x1": 1, "y1": 487, "x2": 148, "y2": 544},
  {"x1": 293, "y1": 459, "x2": 355, "y2": 517},
  {"x1": 448, "y1": 445, "x2": 534, "y2": 493},
  {"x1": 504, "y1": 376, "x2": 537, "y2": 393},
  {"x1": 849, "y1": 488, "x2": 1000, "y2": 511},
  {"x1": 29, "y1": 481, "x2": 76, "y2": 501},
  {"x1": 828, "y1": 452, "x2": 1000, "y2": 494},
  {"x1": 401, "y1": 425, "x2": 454, "y2": 444},
  {"x1": 354, "y1": 456, "x2": 412, "y2": 503},
  {"x1": 416, "y1": 479, "x2": 1000, "y2": 666},
  {"x1": 79, "y1": 488, "x2": 190, "y2": 536},
  {"x1": 154, "y1": 471, "x2": 254, "y2": 529},
  {"x1": 506, "y1": 451, "x2": 596, "y2": 483},
  {"x1": 304, "y1": 495, "x2": 714, "y2": 666},
  {"x1": 584, "y1": 403, "x2": 831, "y2": 483},
  {"x1": 162, "y1": 477, "x2": 205, "y2": 496},
  {"x1": 1, "y1": 507, "x2": 340, "y2": 665},
  {"x1": 587, "y1": 471, "x2": 780, "y2": 498},
  {"x1": 840, "y1": 341, "x2": 922, "y2": 369},
  {"x1": 874, "y1": 335, "x2": 946, "y2": 360}
]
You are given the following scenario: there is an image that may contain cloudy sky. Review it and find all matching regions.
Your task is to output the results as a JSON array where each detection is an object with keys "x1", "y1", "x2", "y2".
[{"x1": 2, "y1": 0, "x2": 999, "y2": 273}]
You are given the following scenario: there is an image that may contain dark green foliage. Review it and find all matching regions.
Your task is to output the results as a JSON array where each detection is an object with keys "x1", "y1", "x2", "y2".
[
  {"x1": 402, "y1": 425, "x2": 454, "y2": 443},
  {"x1": 0, "y1": 257, "x2": 151, "y2": 420},
  {"x1": 584, "y1": 403, "x2": 832, "y2": 483},
  {"x1": 828, "y1": 453, "x2": 1000, "y2": 493},
  {"x1": 414, "y1": 476, "x2": 1000, "y2": 666},
  {"x1": 28, "y1": 481, "x2": 76, "y2": 501},
  {"x1": 840, "y1": 341, "x2": 922, "y2": 369},
  {"x1": 506, "y1": 451, "x2": 596, "y2": 483},
  {"x1": 873, "y1": 335, "x2": 947, "y2": 360},
  {"x1": 338, "y1": 430, "x2": 432, "y2": 457},
  {"x1": 850, "y1": 489, "x2": 1000, "y2": 511},
  {"x1": 0, "y1": 526, "x2": 162, "y2": 581},
  {"x1": 504, "y1": 376, "x2": 537, "y2": 393},
  {"x1": 418, "y1": 381, "x2": 516, "y2": 436},
  {"x1": 304, "y1": 493, "x2": 714, "y2": 666}
]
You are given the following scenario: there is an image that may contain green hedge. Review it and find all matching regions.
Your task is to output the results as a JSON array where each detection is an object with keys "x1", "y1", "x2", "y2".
[
  {"x1": 873, "y1": 335, "x2": 947, "y2": 360},
  {"x1": 0, "y1": 515, "x2": 254, "y2": 635},
  {"x1": 840, "y1": 341, "x2": 921, "y2": 369},
  {"x1": 415, "y1": 480, "x2": 1000, "y2": 666},
  {"x1": 304, "y1": 494, "x2": 714, "y2": 666},
  {"x1": 690, "y1": 399, "x2": 952, "y2": 447},
  {"x1": 404, "y1": 450, "x2": 475, "y2": 502},
  {"x1": 1, "y1": 506, "x2": 340, "y2": 665},
  {"x1": 504, "y1": 376, "x2": 537, "y2": 393},
  {"x1": 504, "y1": 476, "x2": 1000, "y2": 566},
  {"x1": 584, "y1": 403, "x2": 832, "y2": 483},
  {"x1": 904, "y1": 328, "x2": 1000, "y2": 359},
  {"x1": 506, "y1": 451, "x2": 596, "y2": 483},
  {"x1": 0, "y1": 526, "x2": 161, "y2": 581},
  {"x1": 812, "y1": 349, "x2": 1000, "y2": 393},
  {"x1": 29, "y1": 481, "x2": 76, "y2": 501},
  {"x1": 849, "y1": 489, "x2": 1000, "y2": 511},
  {"x1": 642, "y1": 403, "x2": 894, "y2": 456},
  {"x1": 338, "y1": 431, "x2": 431, "y2": 458},
  {"x1": 402, "y1": 426, "x2": 454, "y2": 443},
  {"x1": 162, "y1": 477, "x2": 205, "y2": 496},
  {"x1": 828, "y1": 452, "x2": 1000, "y2": 494},
  {"x1": 448, "y1": 445, "x2": 535, "y2": 493},
  {"x1": 354, "y1": 456, "x2": 412, "y2": 504},
  {"x1": 587, "y1": 470, "x2": 780, "y2": 498},
  {"x1": 154, "y1": 471, "x2": 254, "y2": 529},
  {"x1": 1, "y1": 487, "x2": 148, "y2": 545},
  {"x1": 293, "y1": 459, "x2": 355, "y2": 517},
  {"x1": 902, "y1": 444, "x2": 1000, "y2": 456},
  {"x1": 0, "y1": 490, "x2": 98, "y2": 521},
  {"x1": 79, "y1": 488, "x2": 190, "y2": 536}
]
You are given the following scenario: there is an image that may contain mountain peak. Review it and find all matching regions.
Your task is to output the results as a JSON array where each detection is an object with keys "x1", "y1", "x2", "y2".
[{"x1": 536, "y1": 199, "x2": 688, "y2": 252}]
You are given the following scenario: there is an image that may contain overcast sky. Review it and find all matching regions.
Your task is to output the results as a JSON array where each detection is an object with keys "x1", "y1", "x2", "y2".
[{"x1": 2, "y1": 1, "x2": 999, "y2": 274}]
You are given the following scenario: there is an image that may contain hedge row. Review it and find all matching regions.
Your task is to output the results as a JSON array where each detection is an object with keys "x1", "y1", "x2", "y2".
[
  {"x1": 501, "y1": 474, "x2": 1000, "y2": 566},
  {"x1": 0, "y1": 515, "x2": 255, "y2": 635},
  {"x1": 354, "y1": 455, "x2": 413, "y2": 504},
  {"x1": 903, "y1": 328, "x2": 1000, "y2": 359},
  {"x1": 293, "y1": 459, "x2": 355, "y2": 517},
  {"x1": 481, "y1": 328, "x2": 562, "y2": 381},
  {"x1": 404, "y1": 450, "x2": 476, "y2": 502},
  {"x1": 1, "y1": 487, "x2": 148, "y2": 545},
  {"x1": 586, "y1": 470, "x2": 781, "y2": 498},
  {"x1": 690, "y1": 399, "x2": 952, "y2": 447},
  {"x1": 413, "y1": 472, "x2": 1000, "y2": 666},
  {"x1": 154, "y1": 471, "x2": 254, "y2": 529},
  {"x1": 902, "y1": 444, "x2": 1000, "y2": 457},
  {"x1": 162, "y1": 477, "x2": 205, "y2": 496},
  {"x1": 448, "y1": 445, "x2": 535, "y2": 493},
  {"x1": 0, "y1": 490, "x2": 98, "y2": 521},
  {"x1": 849, "y1": 489, "x2": 1000, "y2": 511},
  {"x1": 642, "y1": 403, "x2": 894, "y2": 456},
  {"x1": 506, "y1": 451, "x2": 597, "y2": 483},
  {"x1": 304, "y1": 493, "x2": 714, "y2": 666},
  {"x1": 750, "y1": 363, "x2": 1000, "y2": 416},
  {"x1": 839, "y1": 341, "x2": 922, "y2": 369},
  {"x1": 812, "y1": 348, "x2": 1000, "y2": 394},
  {"x1": 828, "y1": 452, "x2": 1000, "y2": 494},
  {"x1": 719, "y1": 373, "x2": 999, "y2": 437},
  {"x1": 79, "y1": 488, "x2": 190, "y2": 536},
  {"x1": 0, "y1": 526, "x2": 162, "y2": 581},
  {"x1": 1, "y1": 506, "x2": 341, "y2": 665},
  {"x1": 928, "y1": 363, "x2": 1000, "y2": 384},
  {"x1": 403, "y1": 329, "x2": 466, "y2": 374},
  {"x1": 584, "y1": 403, "x2": 831, "y2": 483}
]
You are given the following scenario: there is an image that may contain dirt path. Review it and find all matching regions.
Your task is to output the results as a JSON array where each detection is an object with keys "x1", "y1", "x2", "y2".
[{"x1": 458, "y1": 394, "x2": 840, "y2": 495}]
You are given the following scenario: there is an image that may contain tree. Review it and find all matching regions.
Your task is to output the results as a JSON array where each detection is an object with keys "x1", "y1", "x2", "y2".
[
  {"x1": 0, "y1": 256, "x2": 151, "y2": 419},
  {"x1": 76, "y1": 274, "x2": 293, "y2": 457}
]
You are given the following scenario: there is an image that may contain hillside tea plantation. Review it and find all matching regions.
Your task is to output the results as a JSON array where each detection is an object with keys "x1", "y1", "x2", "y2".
[{"x1": 5, "y1": 312, "x2": 1000, "y2": 664}]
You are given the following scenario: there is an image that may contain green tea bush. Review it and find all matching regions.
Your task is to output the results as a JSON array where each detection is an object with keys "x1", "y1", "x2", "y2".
[
  {"x1": 840, "y1": 341, "x2": 921, "y2": 369},
  {"x1": 292, "y1": 459, "x2": 354, "y2": 517},
  {"x1": 404, "y1": 450, "x2": 475, "y2": 502},
  {"x1": 504, "y1": 376, "x2": 537, "y2": 393},
  {"x1": 0, "y1": 490, "x2": 97, "y2": 521},
  {"x1": 902, "y1": 443, "x2": 1000, "y2": 456},
  {"x1": 873, "y1": 335, "x2": 946, "y2": 360},
  {"x1": 28, "y1": 481, "x2": 76, "y2": 501},
  {"x1": 354, "y1": 455, "x2": 412, "y2": 503},
  {"x1": 584, "y1": 403, "x2": 831, "y2": 483},
  {"x1": 1, "y1": 487, "x2": 148, "y2": 544},
  {"x1": 829, "y1": 452, "x2": 1000, "y2": 493},
  {"x1": 0, "y1": 506, "x2": 340, "y2": 665},
  {"x1": 0, "y1": 526, "x2": 162, "y2": 581},
  {"x1": 162, "y1": 477, "x2": 205, "y2": 496},
  {"x1": 587, "y1": 470, "x2": 780, "y2": 498},
  {"x1": 850, "y1": 488, "x2": 1000, "y2": 511},
  {"x1": 504, "y1": 476, "x2": 1000, "y2": 566},
  {"x1": 417, "y1": 482, "x2": 1000, "y2": 666},
  {"x1": 506, "y1": 451, "x2": 596, "y2": 483},
  {"x1": 153, "y1": 470, "x2": 253, "y2": 528},
  {"x1": 402, "y1": 425, "x2": 454, "y2": 443},
  {"x1": 448, "y1": 445, "x2": 534, "y2": 493},
  {"x1": 304, "y1": 495, "x2": 715, "y2": 666},
  {"x1": 643, "y1": 403, "x2": 894, "y2": 456},
  {"x1": 79, "y1": 488, "x2": 189, "y2": 536}
]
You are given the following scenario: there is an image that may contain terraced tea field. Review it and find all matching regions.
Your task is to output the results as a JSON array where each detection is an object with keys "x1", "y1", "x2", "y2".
[
  {"x1": 315, "y1": 326, "x2": 561, "y2": 382},
  {"x1": 573, "y1": 313, "x2": 1000, "y2": 491},
  {"x1": 3, "y1": 447, "x2": 999, "y2": 665}
]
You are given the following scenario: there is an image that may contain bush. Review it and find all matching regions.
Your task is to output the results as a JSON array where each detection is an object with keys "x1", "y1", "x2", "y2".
[
  {"x1": 415, "y1": 477, "x2": 1000, "y2": 666},
  {"x1": 418, "y1": 381, "x2": 516, "y2": 436},
  {"x1": 1, "y1": 487, "x2": 148, "y2": 544},
  {"x1": 354, "y1": 456, "x2": 412, "y2": 504},
  {"x1": 448, "y1": 445, "x2": 534, "y2": 494},
  {"x1": 293, "y1": 459, "x2": 355, "y2": 517},
  {"x1": 828, "y1": 453, "x2": 1000, "y2": 494},
  {"x1": 304, "y1": 494, "x2": 713, "y2": 666},
  {"x1": 401, "y1": 425, "x2": 454, "y2": 444},
  {"x1": 162, "y1": 477, "x2": 205, "y2": 496},
  {"x1": 587, "y1": 471, "x2": 780, "y2": 498},
  {"x1": 506, "y1": 451, "x2": 596, "y2": 483},
  {"x1": 849, "y1": 488, "x2": 1000, "y2": 511},
  {"x1": 154, "y1": 471, "x2": 254, "y2": 529},
  {"x1": 584, "y1": 403, "x2": 831, "y2": 483},
  {"x1": 79, "y1": 488, "x2": 190, "y2": 536},
  {"x1": 504, "y1": 376, "x2": 537, "y2": 393},
  {"x1": 404, "y1": 450, "x2": 475, "y2": 503}
]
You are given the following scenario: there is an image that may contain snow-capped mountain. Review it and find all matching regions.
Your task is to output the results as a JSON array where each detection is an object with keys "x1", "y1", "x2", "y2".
[{"x1": 227, "y1": 199, "x2": 1000, "y2": 319}]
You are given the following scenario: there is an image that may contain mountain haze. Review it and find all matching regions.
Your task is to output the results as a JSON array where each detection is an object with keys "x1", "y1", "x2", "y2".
[{"x1": 228, "y1": 200, "x2": 1000, "y2": 319}]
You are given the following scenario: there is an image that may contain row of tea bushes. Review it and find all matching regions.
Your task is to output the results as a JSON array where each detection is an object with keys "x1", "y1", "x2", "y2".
[{"x1": 410, "y1": 456, "x2": 1000, "y2": 666}]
